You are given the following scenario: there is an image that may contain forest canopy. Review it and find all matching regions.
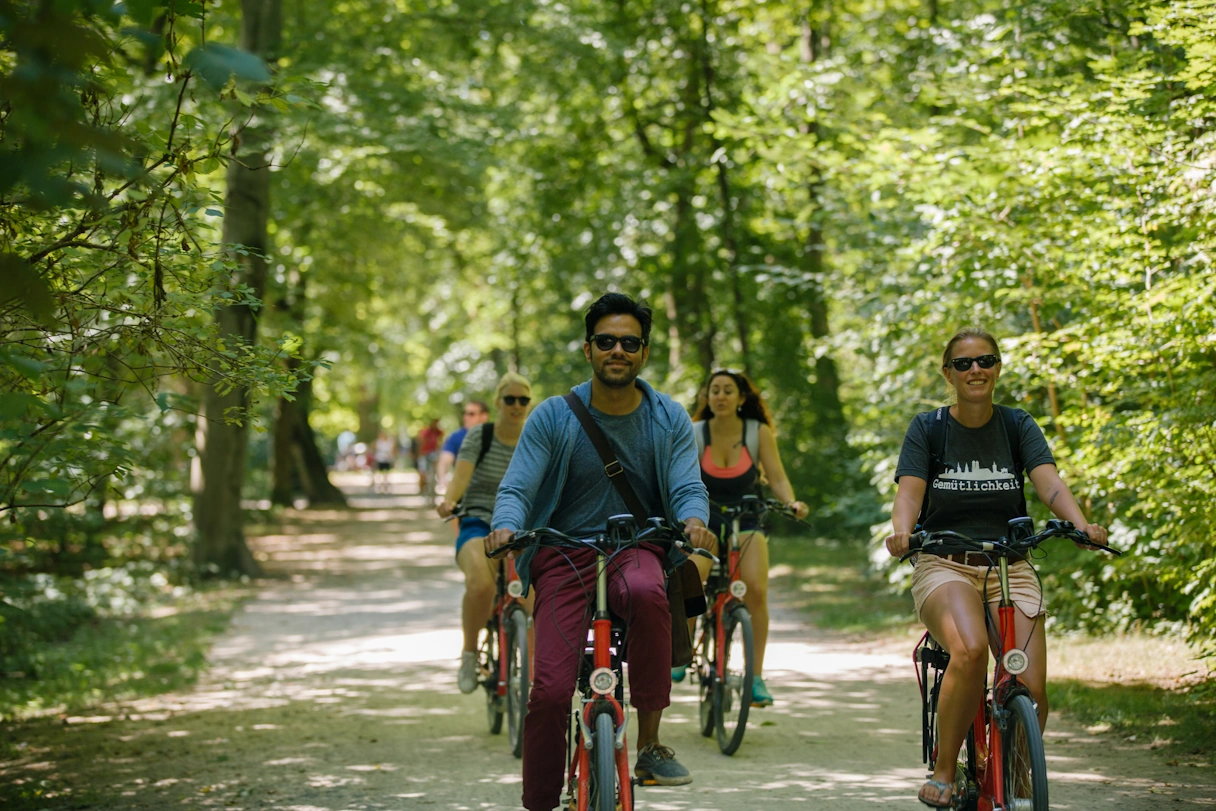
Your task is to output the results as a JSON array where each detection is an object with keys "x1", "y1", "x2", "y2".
[{"x1": 2, "y1": 0, "x2": 1214, "y2": 670}]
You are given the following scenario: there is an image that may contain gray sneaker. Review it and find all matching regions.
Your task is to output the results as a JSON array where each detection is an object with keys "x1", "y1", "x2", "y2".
[
  {"x1": 458, "y1": 651, "x2": 479, "y2": 694},
  {"x1": 634, "y1": 743, "x2": 692, "y2": 786}
]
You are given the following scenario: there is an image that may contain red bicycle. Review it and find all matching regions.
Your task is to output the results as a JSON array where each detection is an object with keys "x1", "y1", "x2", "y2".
[
  {"x1": 694, "y1": 495, "x2": 800, "y2": 755},
  {"x1": 906, "y1": 518, "x2": 1119, "y2": 811},
  {"x1": 492, "y1": 515, "x2": 709, "y2": 811},
  {"x1": 479, "y1": 554, "x2": 530, "y2": 758}
]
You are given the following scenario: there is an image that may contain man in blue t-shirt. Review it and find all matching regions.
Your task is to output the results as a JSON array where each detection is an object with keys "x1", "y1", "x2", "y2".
[
  {"x1": 487, "y1": 293, "x2": 713, "y2": 811},
  {"x1": 436, "y1": 399, "x2": 489, "y2": 496}
]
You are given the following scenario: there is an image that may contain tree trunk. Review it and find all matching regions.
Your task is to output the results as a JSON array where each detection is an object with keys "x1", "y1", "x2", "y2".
[
  {"x1": 192, "y1": 0, "x2": 281, "y2": 577},
  {"x1": 272, "y1": 359, "x2": 346, "y2": 507},
  {"x1": 800, "y1": 4, "x2": 846, "y2": 430}
]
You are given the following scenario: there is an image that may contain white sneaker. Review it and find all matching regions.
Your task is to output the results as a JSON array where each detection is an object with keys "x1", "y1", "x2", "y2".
[{"x1": 458, "y1": 651, "x2": 479, "y2": 694}]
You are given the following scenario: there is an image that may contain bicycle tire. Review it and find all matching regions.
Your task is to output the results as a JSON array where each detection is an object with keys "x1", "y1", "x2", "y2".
[
  {"x1": 714, "y1": 605, "x2": 754, "y2": 755},
  {"x1": 506, "y1": 608, "x2": 529, "y2": 758},
  {"x1": 1003, "y1": 694, "x2": 1048, "y2": 811},
  {"x1": 480, "y1": 622, "x2": 503, "y2": 735},
  {"x1": 592, "y1": 711, "x2": 617, "y2": 811},
  {"x1": 697, "y1": 614, "x2": 715, "y2": 738}
]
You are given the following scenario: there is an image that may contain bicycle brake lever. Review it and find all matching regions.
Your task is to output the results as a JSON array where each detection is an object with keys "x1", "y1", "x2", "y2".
[{"x1": 689, "y1": 547, "x2": 719, "y2": 565}]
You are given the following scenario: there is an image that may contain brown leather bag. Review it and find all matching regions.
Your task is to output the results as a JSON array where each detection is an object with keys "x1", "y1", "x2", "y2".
[{"x1": 562, "y1": 392, "x2": 708, "y2": 667}]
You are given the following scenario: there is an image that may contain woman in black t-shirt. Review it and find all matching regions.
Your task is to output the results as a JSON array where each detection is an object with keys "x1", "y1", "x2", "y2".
[{"x1": 884, "y1": 328, "x2": 1109, "y2": 809}]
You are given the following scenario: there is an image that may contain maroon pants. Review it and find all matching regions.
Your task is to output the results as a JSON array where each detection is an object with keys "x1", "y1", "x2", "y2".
[{"x1": 521, "y1": 546, "x2": 672, "y2": 811}]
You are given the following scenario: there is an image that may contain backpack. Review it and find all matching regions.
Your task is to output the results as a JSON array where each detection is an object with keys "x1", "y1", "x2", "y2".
[
  {"x1": 917, "y1": 405, "x2": 1026, "y2": 528},
  {"x1": 694, "y1": 419, "x2": 761, "y2": 471}
]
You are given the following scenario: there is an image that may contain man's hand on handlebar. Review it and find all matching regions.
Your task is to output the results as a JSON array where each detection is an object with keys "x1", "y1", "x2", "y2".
[
  {"x1": 484, "y1": 528, "x2": 515, "y2": 558},
  {"x1": 684, "y1": 519, "x2": 717, "y2": 551},
  {"x1": 885, "y1": 530, "x2": 914, "y2": 558},
  {"x1": 436, "y1": 499, "x2": 456, "y2": 519}
]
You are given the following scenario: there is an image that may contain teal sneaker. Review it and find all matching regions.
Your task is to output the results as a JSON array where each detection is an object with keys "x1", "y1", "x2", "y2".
[
  {"x1": 671, "y1": 665, "x2": 687, "y2": 683},
  {"x1": 751, "y1": 676, "x2": 774, "y2": 707}
]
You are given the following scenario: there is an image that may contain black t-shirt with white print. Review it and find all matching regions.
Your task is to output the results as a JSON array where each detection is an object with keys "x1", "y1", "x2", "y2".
[{"x1": 895, "y1": 408, "x2": 1055, "y2": 540}]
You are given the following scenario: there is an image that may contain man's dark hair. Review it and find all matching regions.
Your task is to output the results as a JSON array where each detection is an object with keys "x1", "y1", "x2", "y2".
[{"x1": 584, "y1": 293, "x2": 653, "y2": 343}]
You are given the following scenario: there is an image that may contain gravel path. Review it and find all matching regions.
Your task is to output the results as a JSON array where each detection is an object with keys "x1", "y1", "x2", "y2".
[{"x1": 2, "y1": 479, "x2": 1212, "y2": 810}]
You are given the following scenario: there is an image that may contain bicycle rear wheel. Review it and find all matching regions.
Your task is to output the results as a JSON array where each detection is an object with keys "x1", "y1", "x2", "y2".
[
  {"x1": 697, "y1": 614, "x2": 715, "y2": 738},
  {"x1": 591, "y1": 711, "x2": 617, "y2": 811},
  {"x1": 506, "y1": 608, "x2": 529, "y2": 758},
  {"x1": 480, "y1": 622, "x2": 503, "y2": 735},
  {"x1": 1003, "y1": 694, "x2": 1047, "y2": 811},
  {"x1": 714, "y1": 605, "x2": 754, "y2": 755}
]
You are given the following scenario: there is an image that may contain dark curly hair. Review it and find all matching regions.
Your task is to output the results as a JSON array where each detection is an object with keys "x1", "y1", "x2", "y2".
[
  {"x1": 692, "y1": 369, "x2": 774, "y2": 428},
  {"x1": 584, "y1": 293, "x2": 653, "y2": 344}
]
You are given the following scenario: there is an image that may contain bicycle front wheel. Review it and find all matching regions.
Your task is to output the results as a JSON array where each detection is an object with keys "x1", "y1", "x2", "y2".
[
  {"x1": 506, "y1": 608, "x2": 530, "y2": 758},
  {"x1": 1003, "y1": 694, "x2": 1048, "y2": 811},
  {"x1": 714, "y1": 605, "x2": 754, "y2": 755},
  {"x1": 591, "y1": 711, "x2": 617, "y2": 811},
  {"x1": 697, "y1": 614, "x2": 716, "y2": 737},
  {"x1": 480, "y1": 622, "x2": 503, "y2": 735}
]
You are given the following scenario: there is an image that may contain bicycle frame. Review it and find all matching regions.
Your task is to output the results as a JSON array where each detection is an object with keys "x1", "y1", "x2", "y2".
[
  {"x1": 708, "y1": 507, "x2": 752, "y2": 684},
  {"x1": 494, "y1": 558, "x2": 526, "y2": 703},
  {"x1": 567, "y1": 534, "x2": 633, "y2": 811}
]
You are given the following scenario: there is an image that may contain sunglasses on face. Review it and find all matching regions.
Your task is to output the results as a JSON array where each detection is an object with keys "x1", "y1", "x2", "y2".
[
  {"x1": 948, "y1": 354, "x2": 1001, "y2": 372},
  {"x1": 502, "y1": 395, "x2": 531, "y2": 406},
  {"x1": 589, "y1": 334, "x2": 647, "y2": 353},
  {"x1": 463, "y1": 410, "x2": 481, "y2": 417}
]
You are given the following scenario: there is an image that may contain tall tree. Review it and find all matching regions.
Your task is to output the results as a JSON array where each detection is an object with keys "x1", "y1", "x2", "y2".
[{"x1": 193, "y1": 0, "x2": 283, "y2": 576}]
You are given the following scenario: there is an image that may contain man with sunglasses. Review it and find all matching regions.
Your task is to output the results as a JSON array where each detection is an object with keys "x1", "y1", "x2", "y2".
[
  {"x1": 486, "y1": 293, "x2": 715, "y2": 811},
  {"x1": 437, "y1": 400, "x2": 490, "y2": 497}
]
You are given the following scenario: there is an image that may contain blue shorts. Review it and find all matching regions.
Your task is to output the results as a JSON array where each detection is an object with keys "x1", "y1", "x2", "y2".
[{"x1": 455, "y1": 517, "x2": 492, "y2": 556}]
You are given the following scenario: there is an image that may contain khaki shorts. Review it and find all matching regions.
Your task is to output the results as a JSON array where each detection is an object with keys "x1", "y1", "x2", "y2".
[{"x1": 910, "y1": 554, "x2": 1045, "y2": 621}]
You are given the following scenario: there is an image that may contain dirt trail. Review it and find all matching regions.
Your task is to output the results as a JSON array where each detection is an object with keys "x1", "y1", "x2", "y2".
[{"x1": 3, "y1": 478, "x2": 1213, "y2": 810}]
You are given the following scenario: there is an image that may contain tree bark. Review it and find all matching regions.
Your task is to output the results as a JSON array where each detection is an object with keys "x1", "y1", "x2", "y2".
[
  {"x1": 192, "y1": 0, "x2": 281, "y2": 577},
  {"x1": 800, "y1": 4, "x2": 846, "y2": 430},
  {"x1": 272, "y1": 365, "x2": 347, "y2": 507}
]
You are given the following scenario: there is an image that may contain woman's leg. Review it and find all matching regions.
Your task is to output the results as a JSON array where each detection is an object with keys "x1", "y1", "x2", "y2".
[
  {"x1": 455, "y1": 535, "x2": 498, "y2": 652},
  {"x1": 920, "y1": 581, "x2": 990, "y2": 790},
  {"x1": 736, "y1": 531, "x2": 771, "y2": 675}
]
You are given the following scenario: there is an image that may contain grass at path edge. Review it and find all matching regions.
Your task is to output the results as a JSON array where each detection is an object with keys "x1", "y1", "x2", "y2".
[{"x1": 767, "y1": 533, "x2": 1214, "y2": 760}]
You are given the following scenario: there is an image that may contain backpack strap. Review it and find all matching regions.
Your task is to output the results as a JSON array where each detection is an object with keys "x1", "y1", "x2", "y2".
[
  {"x1": 743, "y1": 419, "x2": 760, "y2": 468},
  {"x1": 917, "y1": 407, "x2": 949, "y2": 529},
  {"x1": 475, "y1": 423, "x2": 495, "y2": 468},
  {"x1": 916, "y1": 405, "x2": 1027, "y2": 527},
  {"x1": 995, "y1": 405, "x2": 1028, "y2": 516},
  {"x1": 694, "y1": 420, "x2": 710, "y2": 463}
]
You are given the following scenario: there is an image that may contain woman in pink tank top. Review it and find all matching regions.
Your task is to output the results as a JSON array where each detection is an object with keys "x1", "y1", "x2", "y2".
[{"x1": 681, "y1": 369, "x2": 809, "y2": 707}]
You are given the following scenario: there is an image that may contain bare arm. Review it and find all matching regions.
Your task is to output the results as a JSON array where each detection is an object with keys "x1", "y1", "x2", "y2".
[
  {"x1": 437, "y1": 460, "x2": 475, "y2": 518},
  {"x1": 755, "y1": 424, "x2": 808, "y2": 519},
  {"x1": 884, "y1": 475, "x2": 927, "y2": 557},
  {"x1": 435, "y1": 450, "x2": 457, "y2": 489},
  {"x1": 1027, "y1": 464, "x2": 1109, "y2": 547}
]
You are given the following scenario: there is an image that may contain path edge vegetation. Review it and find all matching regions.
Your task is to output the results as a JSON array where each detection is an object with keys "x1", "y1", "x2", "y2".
[{"x1": 2, "y1": 0, "x2": 1215, "y2": 747}]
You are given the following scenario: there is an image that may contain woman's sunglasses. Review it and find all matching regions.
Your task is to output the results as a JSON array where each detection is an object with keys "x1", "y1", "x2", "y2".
[
  {"x1": 947, "y1": 354, "x2": 1000, "y2": 372},
  {"x1": 502, "y1": 395, "x2": 531, "y2": 406},
  {"x1": 589, "y1": 334, "x2": 647, "y2": 353}
]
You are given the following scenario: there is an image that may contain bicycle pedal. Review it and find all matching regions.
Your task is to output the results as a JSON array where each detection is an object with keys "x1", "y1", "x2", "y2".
[{"x1": 635, "y1": 776, "x2": 659, "y2": 787}]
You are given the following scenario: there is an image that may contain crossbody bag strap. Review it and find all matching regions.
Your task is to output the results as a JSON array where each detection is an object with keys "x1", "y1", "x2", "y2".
[{"x1": 562, "y1": 392, "x2": 647, "y2": 523}]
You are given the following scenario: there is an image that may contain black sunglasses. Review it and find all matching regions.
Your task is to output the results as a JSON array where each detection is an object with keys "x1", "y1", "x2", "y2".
[
  {"x1": 947, "y1": 354, "x2": 1001, "y2": 372},
  {"x1": 502, "y1": 395, "x2": 531, "y2": 406},
  {"x1": 588, "y1": 334, "x2": 647, "y2": 353}
]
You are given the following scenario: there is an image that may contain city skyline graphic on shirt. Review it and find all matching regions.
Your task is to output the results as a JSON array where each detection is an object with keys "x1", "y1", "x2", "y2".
[{"x1": 938, "y1": 461, "x2": 1017, "y2": 482}]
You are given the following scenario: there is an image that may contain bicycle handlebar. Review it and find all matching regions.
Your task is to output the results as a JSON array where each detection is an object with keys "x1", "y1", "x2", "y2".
[
  {"x1": 488, "y1": 515, "x2": 719, "y2": 564},
  {"x1": 711, "y1": 495, "x2": 807, "y2": 524},
  {"x1": 903, "y1": 519, "x2": 1122, "y2": 563}
]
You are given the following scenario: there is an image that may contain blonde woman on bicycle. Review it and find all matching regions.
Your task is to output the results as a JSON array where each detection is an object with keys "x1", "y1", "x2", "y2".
[{"x1": 437, "y1": 371, "x2": 534, "y2": 695}]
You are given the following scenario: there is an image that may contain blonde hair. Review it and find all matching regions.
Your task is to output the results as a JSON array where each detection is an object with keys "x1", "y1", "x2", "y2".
[{"x1": 495, "y1": 371, "x2": 532, "y2": 401}]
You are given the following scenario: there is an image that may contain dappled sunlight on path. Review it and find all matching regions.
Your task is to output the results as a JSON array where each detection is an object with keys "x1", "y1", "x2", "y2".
[{"x1": 2, "y1": 473, "x2": 1213, "y2": 809}]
